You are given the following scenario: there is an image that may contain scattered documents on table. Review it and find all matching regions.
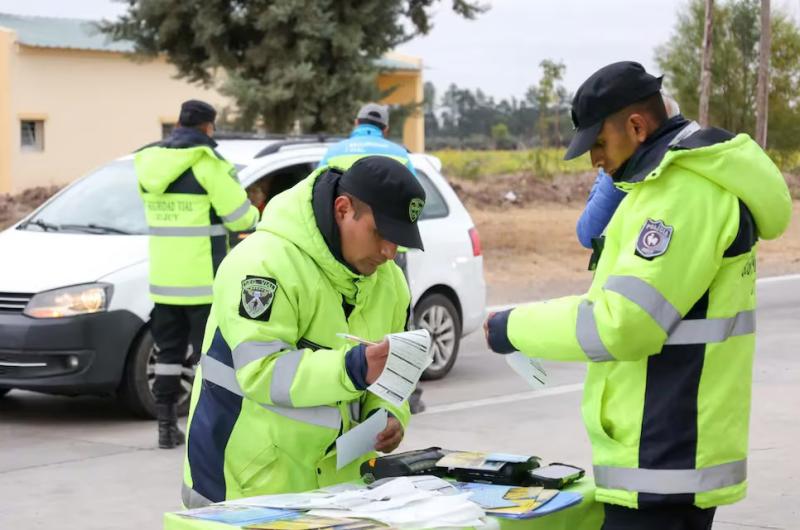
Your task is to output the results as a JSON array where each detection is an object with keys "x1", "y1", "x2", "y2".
[
  {"x1": 336, "y1": 409, "x2": 388, "y2": 469},
  {"x1": 219, "y1": 477, "x2": 483, "y2": 529},
  {"x1": 177, "y1": 504, "x2": 299, "y2": 525},
  {"x1": 505, "y1": 352, "x2": 547, "y2": 388},
  {"x1": 181, "y1": 474, "x2": 585, "y2": 528},
  {"x1": 245, "y1": 515, "x2": 381, "y2": 530},
  {"x1": 435, "y1": 451, "x2": 532, "y2": 472},
  {"x1": 457, "y1": 483, "x2": 517, "y2": 509},
  {"x1": 367, "y1": 329, "x2": 432, "y2": 406}
]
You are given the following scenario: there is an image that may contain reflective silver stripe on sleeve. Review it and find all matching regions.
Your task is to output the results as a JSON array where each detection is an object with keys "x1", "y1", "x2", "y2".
[
  {"x1": 666, "y1": 310, "x2": 755, "y2": 345},
  {"x1": 200, "y1": 355, "x2": 341, "y2": 430},
  {"x1": 604, "y1": 275, "x2": 682, "y2": 334},
  {"x1": 150, "y1": 285, "x2": 213, "y2": 297},
  {"x1": 221, "y1": 199, "x2": 252, "y2": 224},
  {"x1": 262, "y1": 403, "x2": 342, "y2": 430},
  {"x1": 181, "y1": 483, "x2": 213, "y2": 509},
  {"x1": 594, "y1": 459, "x2": 747, "y2": 495},
  {"x1": 576, "y1": 300, "x2": 615, "y2": 362},
  {"x1": 232, "y1": 341, "x2": 291, "y2": 371},
  {"x1": 148, "y1": 225, "x2": 227, "y2": 237},
  {"x1": 154, "y1": 363, "x2": 183, "y2": 376},
  {"x1": 269, "y1": 349, "x2": 304, "y2": 407},
  {"x1": 200, "y1": 355, "x2": 244, "y2": 396}
]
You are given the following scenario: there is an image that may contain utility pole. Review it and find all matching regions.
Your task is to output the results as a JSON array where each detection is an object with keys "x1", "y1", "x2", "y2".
[
  {"x1": 698, "y1": 0, "x2": 714, "y2": 127},
  {"x1": 755, "y1": 0, "x2": 771, "y2": 148}
]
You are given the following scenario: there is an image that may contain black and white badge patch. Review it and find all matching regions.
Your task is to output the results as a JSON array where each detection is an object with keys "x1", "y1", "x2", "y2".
[
  {"x1": 635, "y1": 219, "x2": 673, "y2": 260},
  {"x1": 239, "y1": 275, "x2": 278, "y2": 321}
]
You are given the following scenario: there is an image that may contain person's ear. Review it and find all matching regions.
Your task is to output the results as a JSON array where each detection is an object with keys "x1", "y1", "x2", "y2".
[
  {"x1": 333, "y1": 195, "x2": 353, "y2": 222},
  {"x1": 627, "y1": 113, "x2": 649, "y2": 144}
]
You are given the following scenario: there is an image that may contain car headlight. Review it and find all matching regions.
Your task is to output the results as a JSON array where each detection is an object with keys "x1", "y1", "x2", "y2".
[{"x1": 24, "y1": 283, "x2": 113, "y2": 319}]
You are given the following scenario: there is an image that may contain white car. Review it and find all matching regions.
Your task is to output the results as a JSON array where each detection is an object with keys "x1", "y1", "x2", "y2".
[{"x1": 0, "y1": 137, "x2": 486, "y2": 417}]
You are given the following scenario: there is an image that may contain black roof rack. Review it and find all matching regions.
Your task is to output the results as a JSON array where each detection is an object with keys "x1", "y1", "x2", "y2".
[
  {"x1": 212, "y1": 132, "x2": 345, "y2": 157},
  {"x1": 254, "y1": 136, "x2": 345, "y2": 158}
]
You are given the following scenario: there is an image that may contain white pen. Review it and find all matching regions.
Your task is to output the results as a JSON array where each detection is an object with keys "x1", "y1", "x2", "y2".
[{"x1": 336, "y1": 332, "x2": 378, "y2": 346}]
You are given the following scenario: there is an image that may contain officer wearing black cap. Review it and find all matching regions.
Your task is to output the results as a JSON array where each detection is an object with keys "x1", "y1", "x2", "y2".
[
  {"x1": 485, "y1": 61, "x2": 792, "y2": 530},
  {"x1": 181, "y1": 156, "x2": 425, "y2": 503},
  {"x1": 135, "y1": 99, "x2": 258, "y2": 449}
]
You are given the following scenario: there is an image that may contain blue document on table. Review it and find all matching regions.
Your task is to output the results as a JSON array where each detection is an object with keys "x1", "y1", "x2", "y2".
[
  {"x1": 458, "y1": 483, "x2": 517, "y2": 509},
  {"x1": 179, "y1": 505, "x2": 299, "y2": 525}
]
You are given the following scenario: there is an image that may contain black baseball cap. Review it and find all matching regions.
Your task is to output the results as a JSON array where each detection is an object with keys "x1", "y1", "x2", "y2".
[
  {"x1": 179, "y1": 99, "x2": 217, "y2": 127},
  {"x1": 339, "y1": 156, "x2": 426, "y2": 250},
  {"x1": 564, "y1": 61, "x2": 663, "y2": 160}
]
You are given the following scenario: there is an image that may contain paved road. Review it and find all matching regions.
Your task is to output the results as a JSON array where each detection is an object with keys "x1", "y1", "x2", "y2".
[{"x1": 1, "y1": 277, "x2": 798, "y2": 530}]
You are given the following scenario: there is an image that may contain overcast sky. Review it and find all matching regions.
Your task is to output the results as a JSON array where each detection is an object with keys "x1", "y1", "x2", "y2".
[{"x1": 2, "y1": 0, "x2": 799, "y2": 101}]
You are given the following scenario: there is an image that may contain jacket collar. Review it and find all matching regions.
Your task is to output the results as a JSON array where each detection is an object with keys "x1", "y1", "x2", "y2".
[
  {"x1": 350, "y1": 124, "x2": 384, "y2": 138},
  {"x1": 160, "y1": 127, "x2": 218, "y2": 150},
  {"x1": 615, "y1": 116, "x2": 692, "y2": 184}
]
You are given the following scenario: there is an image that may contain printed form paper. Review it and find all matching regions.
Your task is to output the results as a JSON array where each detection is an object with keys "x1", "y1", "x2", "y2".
[
  {"x1": 505, "y1": 353, "x2": 547, "y2": 388},
  {"x1": 335, "y1": 408, "x2": 388, "y2": 470},
  {"x1": 367, "y1": 329, "x2": 432, "y2": 406}
]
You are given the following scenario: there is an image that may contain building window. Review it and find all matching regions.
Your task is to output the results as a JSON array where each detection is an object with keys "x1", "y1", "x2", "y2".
[
  {"x1": 162, "y1": 123, "x2": 176, "y2": 139},
  {"x1": 21, "y1": 120, "x2": 45, "y2": 152}
]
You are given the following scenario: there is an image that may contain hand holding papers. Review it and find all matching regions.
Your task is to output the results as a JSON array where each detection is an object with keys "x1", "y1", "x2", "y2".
[
  {"x1": 335, "y1": 409, "x2": 388, "y2": 470},
  {"x1": 366, "y1": 329, "x2": 432, "y2": 407}
]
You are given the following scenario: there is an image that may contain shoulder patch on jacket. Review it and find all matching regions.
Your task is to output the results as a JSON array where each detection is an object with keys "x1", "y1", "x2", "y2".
[
  {"x1": 635, "y1": 219, "x2": 673, "y2": 260},
  {"x1": 239, "y1": 275, "x2": 278, "y2": 321}
]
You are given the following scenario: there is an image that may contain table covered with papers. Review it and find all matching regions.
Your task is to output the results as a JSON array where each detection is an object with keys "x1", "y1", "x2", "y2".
[{"x1": 163, "y1": 477, "x2": 602, "y2": 530}]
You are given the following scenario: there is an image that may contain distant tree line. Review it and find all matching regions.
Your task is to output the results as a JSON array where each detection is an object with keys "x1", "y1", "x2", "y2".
[{"x1": 424, "y1": 60, "x2": 572, "y2": 150}]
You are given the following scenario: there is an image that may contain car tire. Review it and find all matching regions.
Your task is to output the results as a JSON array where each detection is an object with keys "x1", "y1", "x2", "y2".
[
  {"x1": 416, "y1": 293, "x2": 462, "y2": 380},
  {"x1": 118, "y1": 329, "x2": 195, "y2": 419}
]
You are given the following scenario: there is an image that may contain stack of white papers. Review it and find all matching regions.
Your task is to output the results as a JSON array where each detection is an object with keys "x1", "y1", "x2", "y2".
[
  {"x1": 307, "y1": 477, "x2": 485, "y2": 529},
  {"x1": 223, "y1": 477, "x2": 485, "y2": 529}
]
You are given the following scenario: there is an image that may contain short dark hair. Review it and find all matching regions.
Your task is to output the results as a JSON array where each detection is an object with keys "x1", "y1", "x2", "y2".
[
  {"x1": 610, "y1": 92, "x2": 668, "y2": 128},
  {"x1": 356, "y1": 118, "x2": 387, "y2": 130},
  {"x1": 340, "y1": 192, "x2": 371, "y2": 220}
]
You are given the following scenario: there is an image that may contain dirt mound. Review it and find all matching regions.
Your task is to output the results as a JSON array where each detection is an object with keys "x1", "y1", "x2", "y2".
[
  {"x1": 0, "y1": 186, "x2": 62, "y2": 230},
  {"x1": 449, "y1": 172, "x2": 596, "y2": 209}
]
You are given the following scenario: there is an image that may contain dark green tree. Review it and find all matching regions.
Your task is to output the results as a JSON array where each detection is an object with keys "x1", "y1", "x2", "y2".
[
  {"x1": 535, "y1": 59, "x2": 566, "y2": 147},
  {"x1": 102, "y1": 0, "x2": 485, "y2": 133},
  {"x1": 656, "y1": 0, "x2": 800, "y2": 149}
]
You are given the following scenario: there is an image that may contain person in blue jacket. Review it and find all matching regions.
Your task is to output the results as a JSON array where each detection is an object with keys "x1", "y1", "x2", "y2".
[
  {"x1": 319, "y1": 103, "x2": 416, "y2": 175},
  {"x1": 575, "y1": 94, "x2": 681, "y2": 249}
]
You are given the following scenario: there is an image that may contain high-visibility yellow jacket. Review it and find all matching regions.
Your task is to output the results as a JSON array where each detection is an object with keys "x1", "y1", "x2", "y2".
[
  {"x1": 182, "y1": 168, "x2": 411, "y2": 507},
  {"x1": 136, "y1": 127, "x2": 259, "y2": 305},
  {"x1": 492, "y1": 128, "x2": 792, "y2": 509}
]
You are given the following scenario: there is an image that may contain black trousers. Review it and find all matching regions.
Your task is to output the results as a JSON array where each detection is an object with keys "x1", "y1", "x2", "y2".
[
  {"x1": 151, "y1": 303, "x2": 211, "y2": 405},
  {"x1": 602, "y1": 503, "x2": 716, "y2": 530}
]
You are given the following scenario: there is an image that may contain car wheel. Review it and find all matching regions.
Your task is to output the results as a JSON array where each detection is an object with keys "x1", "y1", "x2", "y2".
[
  {"x1": 0, "y1": 388, "x2": 11, "y2": 398},
  {"x1": 416, "y1": 293, "x2": 461, "y2": 380},
  {"x1": 118, "y1": 330, "x2": 195, "y2": 419}
]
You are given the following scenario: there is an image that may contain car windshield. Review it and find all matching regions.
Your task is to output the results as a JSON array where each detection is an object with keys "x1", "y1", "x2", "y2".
[{"x1": 18, "y1": 160, "x2": 148, "y2": 235}]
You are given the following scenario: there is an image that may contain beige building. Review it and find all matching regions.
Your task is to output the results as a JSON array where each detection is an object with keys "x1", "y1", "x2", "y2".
[{"x1": 0, "y1": 14, "x2": 423, "y2": 194}]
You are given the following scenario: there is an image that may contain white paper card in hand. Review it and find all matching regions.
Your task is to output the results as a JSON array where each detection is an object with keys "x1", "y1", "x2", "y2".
[
  {"x1": 335, "y1": 408, "x2": 388, "y2": 470},
  {"x1": 367, "y1": 329, "x2": 432, "y2": 406},
  {"x1": 505, "y1": 352, "x2": 547, "y2": 388}
]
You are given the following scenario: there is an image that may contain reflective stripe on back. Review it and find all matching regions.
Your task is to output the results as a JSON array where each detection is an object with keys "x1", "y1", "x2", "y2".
[{"x1": 594, "y1": 459, "x2": 747, "y2": 495}]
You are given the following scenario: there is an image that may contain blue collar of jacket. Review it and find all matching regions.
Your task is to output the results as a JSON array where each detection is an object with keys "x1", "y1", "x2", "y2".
[
  {"x1": 614, "y1": 116, "x2": 691, "y2": 184},
  {"x1": 160, "y1": 126, "x2": 218, "y2": 150},
  {"x1": 350, "y1": 124, "x2": 384, "y2": 138}
]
